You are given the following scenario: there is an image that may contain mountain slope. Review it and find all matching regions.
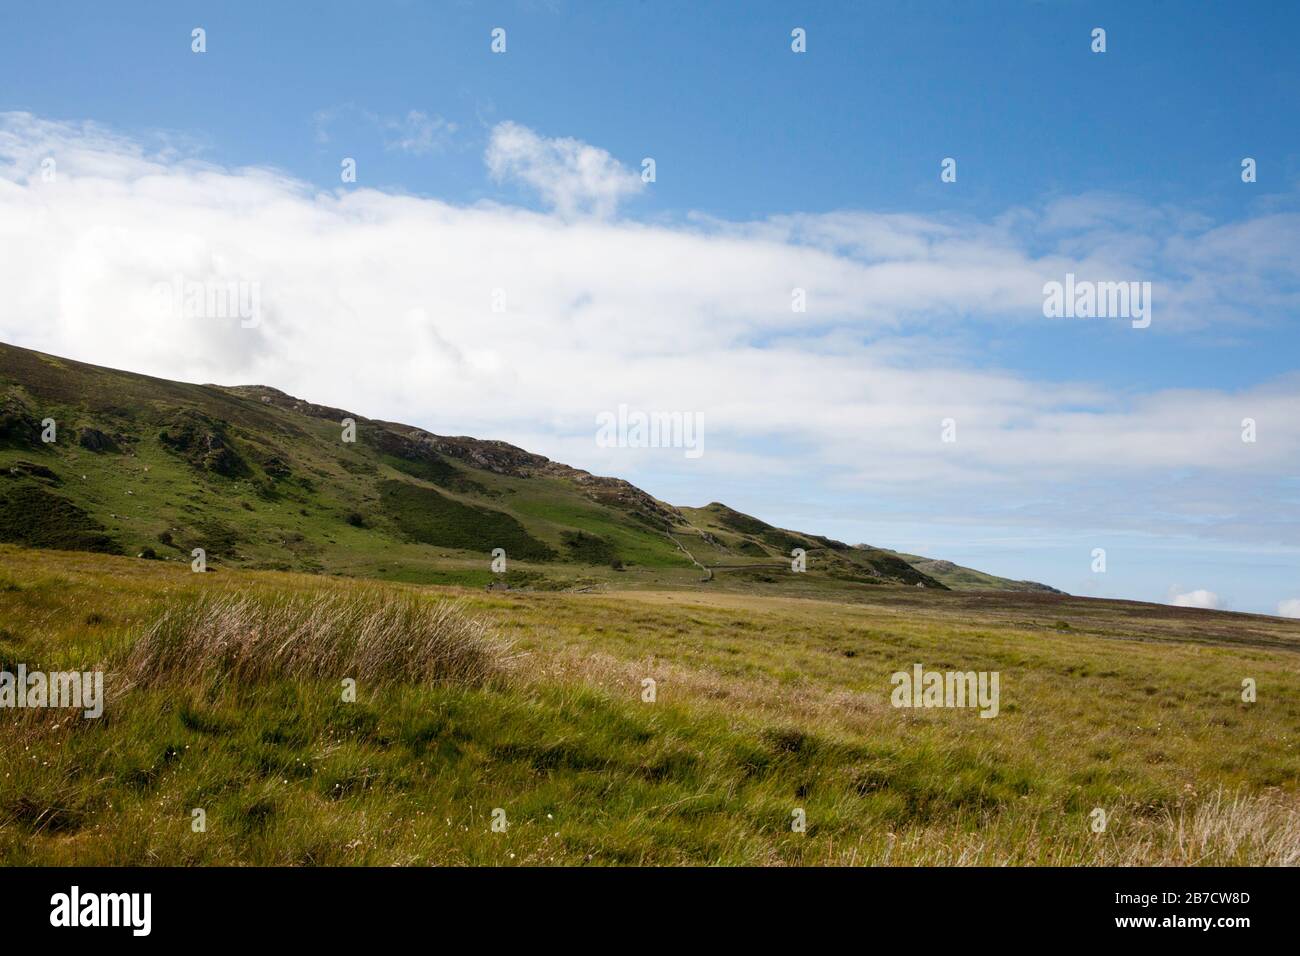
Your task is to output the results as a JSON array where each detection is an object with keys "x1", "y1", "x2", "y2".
[
  {"x1": 0, "y1": 341, "x2": 1037, "y2": 594},
  {"x1": 879, "y1": 550, "x2": 1063, "y2": 594}
]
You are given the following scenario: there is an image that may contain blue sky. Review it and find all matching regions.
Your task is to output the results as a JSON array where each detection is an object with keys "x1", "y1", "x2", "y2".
[{"x1": 1, "y1": 1, "x2": 1297, "y2": 612}]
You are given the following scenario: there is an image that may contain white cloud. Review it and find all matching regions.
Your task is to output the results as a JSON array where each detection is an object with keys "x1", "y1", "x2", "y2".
[
  {"x1": 1170, "y1": 589, "x2": 1221, "y2": 609},
  {"x1": 1278, "y1": 599, "x2": 1300, "y2": 619},
  {"x1": 0, "y1": 111, "x2": 1298, "y2": 554},
  {"x1": 485, "y1": 121, "x2": 643, "y2": 219}
]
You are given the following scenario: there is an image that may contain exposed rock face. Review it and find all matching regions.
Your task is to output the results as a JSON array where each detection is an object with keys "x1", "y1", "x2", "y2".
[
  {"x1": 158, "y1": 410, "x2": 249, "y2": 478},
  {"x1": 421, "y1": 433, "x2": 552, "y2": 476},
  {"x1": 0, "y1": 394, "x2": 40, "y2": 446},
  {"x1": 410, "y1": 428, "x2": 685, "y2": 528}
]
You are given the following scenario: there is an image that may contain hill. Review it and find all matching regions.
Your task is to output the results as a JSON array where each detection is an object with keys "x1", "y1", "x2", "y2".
[
  {"x1": 0, "y1": 341, "x2": 1005, "y2": 594},
  {"x1": 879, "y1": 550, "x2": 1063, "y2": 594}
]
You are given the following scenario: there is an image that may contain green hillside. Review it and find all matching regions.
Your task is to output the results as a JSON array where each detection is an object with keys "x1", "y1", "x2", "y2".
[
  {"x1": 0, "y1": 341, "x2": 1034, "y2": 595},
  {"x1": 881, "y1": 551, "x2": 1063, "y2": 594}
]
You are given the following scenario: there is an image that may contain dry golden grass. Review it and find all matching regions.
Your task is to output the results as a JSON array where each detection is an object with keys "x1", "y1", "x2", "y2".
[
  {"x1": 1165, "y1": 788, "x2": 1300, "y2": 866},
  {"x1": 123, "y1": 589, "x2": 508, "y2": 689}
]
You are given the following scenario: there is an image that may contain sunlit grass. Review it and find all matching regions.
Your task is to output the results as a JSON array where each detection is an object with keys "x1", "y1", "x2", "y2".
[{"x1": 1, "y1": 545, "x2": 1297, "y2": 865}]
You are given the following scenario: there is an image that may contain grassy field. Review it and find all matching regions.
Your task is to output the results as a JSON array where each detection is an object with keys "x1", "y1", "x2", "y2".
[{"x1": 2, "y1": 544, "x2": 1297, "y2": 866}]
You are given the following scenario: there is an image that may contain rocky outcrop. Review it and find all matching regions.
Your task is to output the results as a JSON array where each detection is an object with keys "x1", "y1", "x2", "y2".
[
  {"x1": 158, "y1": 410, "x2": 249, "y2": 478},
  {"x1": 0, "y1": 394, "x2": 40, "y2": 447}
]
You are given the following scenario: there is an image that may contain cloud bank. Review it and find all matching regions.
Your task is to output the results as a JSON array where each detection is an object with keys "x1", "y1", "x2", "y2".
[{"x1": 1, "y1": 112, "x2": 1298, "y2": 609}]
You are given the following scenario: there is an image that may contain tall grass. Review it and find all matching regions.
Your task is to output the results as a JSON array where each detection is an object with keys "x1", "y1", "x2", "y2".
[
  {"x1": 122, "y1": 590, "x2": 507, "y2": 688},
  {"x1": 1166, "y1": 788, "x2": 1300, "y2": 866}
]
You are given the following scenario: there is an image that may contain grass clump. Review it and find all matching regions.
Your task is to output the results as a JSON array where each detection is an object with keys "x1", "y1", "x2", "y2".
[{"x1": 123, "y1": 589, "x2": 507, "y2": 689}]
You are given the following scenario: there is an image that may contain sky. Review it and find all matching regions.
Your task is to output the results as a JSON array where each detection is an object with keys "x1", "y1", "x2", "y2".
[{"x1": 0, "y1": 1, "x2": 1297, "y2": 613}]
